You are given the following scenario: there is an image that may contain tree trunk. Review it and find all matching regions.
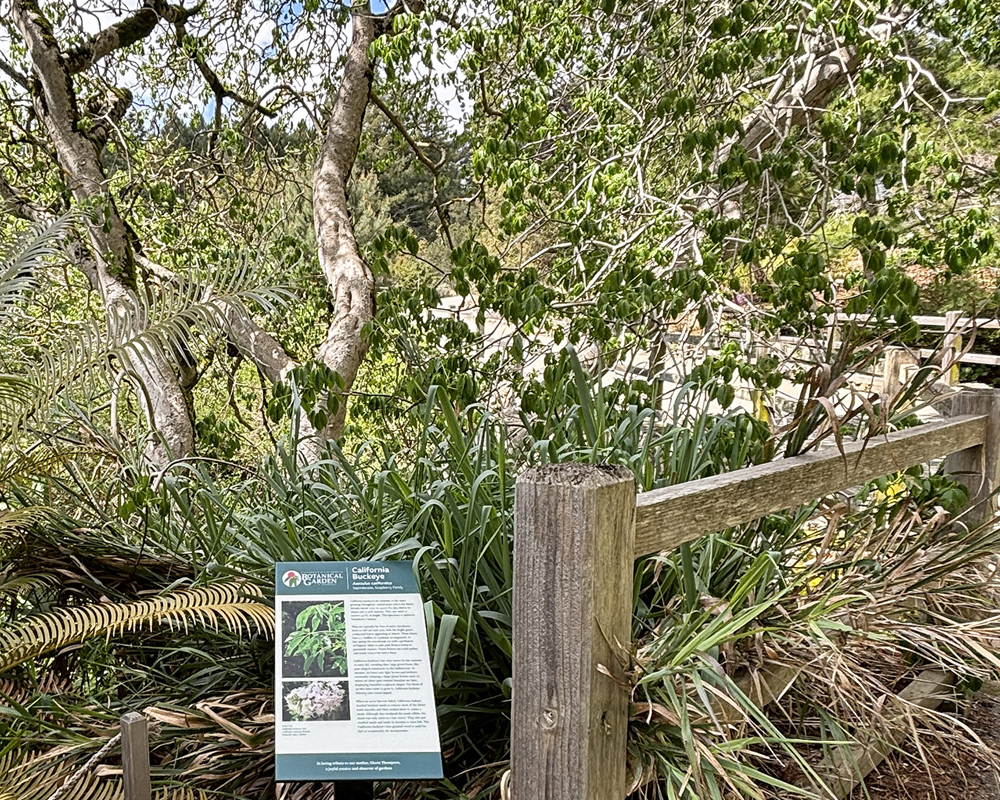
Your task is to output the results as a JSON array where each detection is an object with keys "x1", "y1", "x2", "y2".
[
  {"x1": 690, "y1": 20, "x2": 900, "y2": 259},
  {"x1": 728, "y1": 22, "x2": 895, "y2": 161},
  {"x1": 310, "y1": 8, "x2": 382, "y2": 444},
  {"x1": 8, "y1": 0, "x2": 402, "y2": 464},
  {"x1": 12, "y1": 0, "x2": 194, "y2": 465}
]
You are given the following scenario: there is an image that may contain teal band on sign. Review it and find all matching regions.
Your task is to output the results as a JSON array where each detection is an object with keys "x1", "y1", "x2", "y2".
[{"x1": 276, "y1": 752, "x2": 443, "y2": 781}]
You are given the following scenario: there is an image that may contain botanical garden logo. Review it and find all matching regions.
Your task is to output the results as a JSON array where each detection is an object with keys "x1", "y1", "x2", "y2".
[{"x1": 280, "y1": 567, "x2": 345, "y2": 588}]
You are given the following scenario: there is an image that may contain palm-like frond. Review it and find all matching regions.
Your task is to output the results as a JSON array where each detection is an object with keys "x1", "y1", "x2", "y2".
[
  {"x1": 0, "y1": 582, "x2": 273, "y2": 672},
  {"x1": 0, "y1": 213, "x2": 82, "y2": 426},
  {"x1": 0, "y1": 670, "x2": 72, "y2": 701},
  {"x1": 0, "y1": 749, "x2": 214, "y2": 800},
  {"x1": 0, "y1": 375, "x2": 40, "y2": 427},
  {"x1": 0, "y1": 448, "x2": 84, "y2": 484},
  {"x1": 0, "y1": 507, "x2": 197, "y2": 603},
  {"x1": 0, "y1": 251, "x2": 292, "y2": 441},
  {"x1": 0, "y1": 573, "x2": 59, "y2": 604},
  {"x1": 0, "y1": 211, "x2": 78, "y2": 319},
  {"x1": 0, "y1": 504, "x2": 60, "y2": 532}
]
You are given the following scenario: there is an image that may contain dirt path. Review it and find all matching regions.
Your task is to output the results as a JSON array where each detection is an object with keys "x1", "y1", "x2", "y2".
[{"x1": 850, "y1": 691, "x2": 1000, "y2": 800}]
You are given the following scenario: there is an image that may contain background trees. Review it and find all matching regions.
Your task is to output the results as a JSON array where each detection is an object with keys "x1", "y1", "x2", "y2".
[{"x1": 2, "y1": 0, "x2": 998, "y2": 447}]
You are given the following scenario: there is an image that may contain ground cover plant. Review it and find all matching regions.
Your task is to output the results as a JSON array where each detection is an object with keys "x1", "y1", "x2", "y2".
[{"x1": 2, "y1": 341, "x2": 1000, "y2": 799}]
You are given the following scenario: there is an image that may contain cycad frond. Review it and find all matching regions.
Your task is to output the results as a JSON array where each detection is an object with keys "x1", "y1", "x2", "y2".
[
  {"x1": 0, "y1": 212, "x2": 78, "y2": 319},
  {"x1": 0, "y1": 749, "x2": 213, "y2": 800},
  {"x1": 0, "y1": 582, "x2": 273, "y2": 672},
  {"x1": 113, "y1": 267, "x2": 290, "y2": 374},
  {"x1": 0, "y1": 573, "x2": 58, "y2": 603},
  {"x1": 0, "y1": 375, "x2": 39, "y2": 425},
  {"x1": 0, "y1": 252, "x2": 292, "y2": 440},
  {"x1": 0, "y1": 669, "x2": 71, "y2": 701},
  {"x1": 0, "y1": 448, "x2": 83, "y2": 485},
  {"x1": 0, "y1": 504, "x2": 59, "y2": 532}
]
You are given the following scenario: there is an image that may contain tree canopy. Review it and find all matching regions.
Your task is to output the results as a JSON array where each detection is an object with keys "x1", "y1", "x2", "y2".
[{"x1": 1, "y1": 0, "x2": 997, "y2": 457}]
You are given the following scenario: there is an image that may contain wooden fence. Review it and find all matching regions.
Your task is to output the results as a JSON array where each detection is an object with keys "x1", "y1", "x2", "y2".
[{"x1": 511, "y1": 386, "x2": 1000, "y2": 800}]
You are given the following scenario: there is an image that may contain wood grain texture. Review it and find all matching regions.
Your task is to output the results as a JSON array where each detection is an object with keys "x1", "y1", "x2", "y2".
[
  {"x1": 882, "y1": 347, "x2": 919, "y2": 401},
  {"x1": 942, "y1": 310, "x2": 962, "y2": 386},
  {"x1": 512, "y1": 464, "x2": 635, "y2": 800},
  {"x1": 635, "y1": 415, "x2": 988, "y2": 557},
  {"x1": 944, "y1": 389, "x2": 1000, "y2": 529},
  {"x1": 120, "y1": 712, "x2": 151, "y2": 800}
]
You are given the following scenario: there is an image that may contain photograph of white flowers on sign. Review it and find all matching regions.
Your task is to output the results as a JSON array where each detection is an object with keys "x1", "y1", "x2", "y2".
[
  {"x1": 280, "y1": 600, "x2": 351, "y2": 722},
  {"x1": 281, "y1": 679, "x2": 350, "y2": 722}
]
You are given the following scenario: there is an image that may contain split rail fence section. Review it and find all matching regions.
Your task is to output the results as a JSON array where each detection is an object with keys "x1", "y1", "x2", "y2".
[{"x1": 511, "y1": 386, "x2": 1000, "y2": 800}]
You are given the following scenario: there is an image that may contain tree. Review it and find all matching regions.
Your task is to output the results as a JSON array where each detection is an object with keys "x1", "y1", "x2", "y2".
[
  {"x1": 1, "y1": 0, "x2": 426, "y2": 463},
  {"x1": 5, "y1": 2, "x2": 1000, "y2": 798},
  {"x1": 4, "y1": 0, "x2": 999, "y2": 463},
  {"x1": 458, "y1": 0, "x2": 997, "y2": 347}
]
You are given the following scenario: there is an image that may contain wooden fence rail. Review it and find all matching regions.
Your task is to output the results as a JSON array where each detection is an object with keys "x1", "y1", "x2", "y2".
[{"x1": 511, "y1": 386, "x2": 1000, "y2": 800}]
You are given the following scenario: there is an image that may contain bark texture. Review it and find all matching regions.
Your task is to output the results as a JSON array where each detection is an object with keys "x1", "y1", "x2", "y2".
[
  {"x1": 698, "y1": 21, "x2": 899, "y2": 239},
  {"x1": 731, "y1": 23, "x2": 894, "y2": 160},
  {"x1": 63, "y1": 0, "x2": 194, "y2": 75},
  {"x1": 310, "y1": 8, "x2": 384, "y2": 443},
  {"x1": 12, "y1": 0, "x2": 195, "y2": 465}
]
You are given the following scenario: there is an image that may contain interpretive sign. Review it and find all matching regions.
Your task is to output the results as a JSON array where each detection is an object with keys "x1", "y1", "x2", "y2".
[{"x1": 274, "y1": 561, "x2": 443, "y2": 781}]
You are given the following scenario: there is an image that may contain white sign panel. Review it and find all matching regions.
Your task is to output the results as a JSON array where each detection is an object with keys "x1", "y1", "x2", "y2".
[{"x1": 274, "y1": 561, "x2": 443, "y2": 781}]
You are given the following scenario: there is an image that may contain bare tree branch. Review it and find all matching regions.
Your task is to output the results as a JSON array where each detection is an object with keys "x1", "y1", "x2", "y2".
[
  {"x1": 83, "y1": 85, "x2": 134, "y2": 150},
  {"x1": 0, "y1": 53, "x2": 29, "y2": 89},
  {"x1": 0, "y1": 173, "x2": 46, "y2": 222},
  {"x1": 63, "y1": 0, "x2": 200, "y2": 75},
  {"x1": 310, "y1": 7, "x2": 382, "y2": 445},
  {"x1": 369, "y1": 89, "x2": 454, "y2": 247},
  {"x1": 170, "y1": 16, "x2": 276, "y2": 119},
  {"x1": 369, "y1": 91, "x2": 442, "y2": 173}
]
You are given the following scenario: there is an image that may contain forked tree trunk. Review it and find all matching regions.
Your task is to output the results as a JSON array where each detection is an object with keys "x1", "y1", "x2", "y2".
[{"x1": 8, "y1": 0, "x2": 391, "y2": 464}]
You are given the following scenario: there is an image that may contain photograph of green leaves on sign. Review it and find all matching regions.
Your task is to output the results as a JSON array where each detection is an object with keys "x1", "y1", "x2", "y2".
[{"x1": 281, "y1": 601, "x2": 347, "y2": 678}]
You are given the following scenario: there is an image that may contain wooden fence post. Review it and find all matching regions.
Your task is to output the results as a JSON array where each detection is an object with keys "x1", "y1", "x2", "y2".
[
  {"x1": 883, "y1": 346, "x2": 919, "y2": 402},
  {"x1": 942, "y1": 311, "x2": 963, "y2": 386},
  {"x1": 944, "y1": 386, "x2": 1000, "y2": 529},
  {"x1": 512, "y1": 465, "x2": 636, "y2": 800},
  {"x1": 121, "y1": 712, "x2": 151, "y2": 800}
]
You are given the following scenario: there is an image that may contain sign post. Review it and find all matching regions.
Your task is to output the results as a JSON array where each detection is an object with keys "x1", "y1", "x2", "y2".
[
  {"x1": 333, "y1": 781, "x2": 374, "y2": 799},
  {"x1": 275, "y1": 561, "x2": 443, "y2": 783}
]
